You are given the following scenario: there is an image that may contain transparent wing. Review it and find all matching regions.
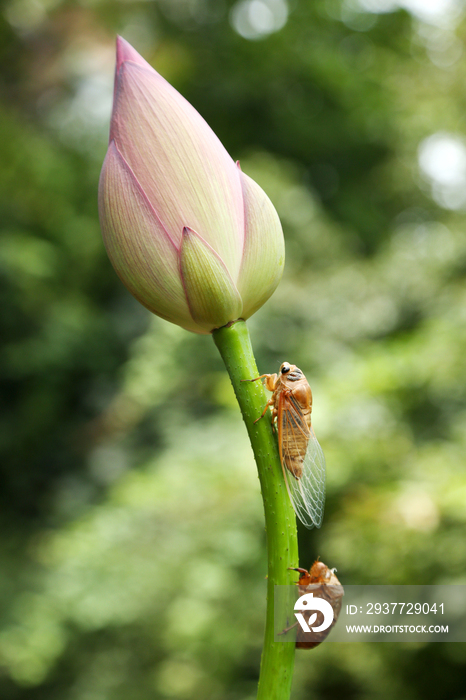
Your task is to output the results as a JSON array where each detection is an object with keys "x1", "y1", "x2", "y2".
[{"x1": 280, "y1": 405, "x2": 326, "y2": 529}]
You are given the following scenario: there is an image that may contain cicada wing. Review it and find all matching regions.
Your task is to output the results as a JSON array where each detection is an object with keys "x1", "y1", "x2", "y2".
[
  {"x1": 281, "y1": 406, "x2": 326, "y2": 529},
  {"x1": 297, "y1": 427, "x2": 326, "y2": 528}
]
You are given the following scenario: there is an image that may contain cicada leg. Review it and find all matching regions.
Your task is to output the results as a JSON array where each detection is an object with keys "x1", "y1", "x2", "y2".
[
  {"x1": 277, "y1": 620, "x2": 299, "y2": 636},
  {"x1": 240, "y1": 374, "x2": 269, "y2": 383},
  {"x1": 253, "y1": 398, "x2": 276, "y2": 425},
  {"x1": 241, "y1": 374, "x2": 278, "y2": 427},
  {"x1": 289, "y1": 567, "x2": 308, "y2": 576}
]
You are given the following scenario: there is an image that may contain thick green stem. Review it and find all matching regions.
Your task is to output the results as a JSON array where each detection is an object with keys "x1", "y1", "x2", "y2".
[{"x1": 213, "y1": 319, "x2": 298, "y2": 700}]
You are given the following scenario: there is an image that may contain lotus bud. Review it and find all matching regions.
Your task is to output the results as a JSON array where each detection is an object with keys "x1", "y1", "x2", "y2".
[{"x1": 99, "y1": 37, "x2": 284, "y2": 334}]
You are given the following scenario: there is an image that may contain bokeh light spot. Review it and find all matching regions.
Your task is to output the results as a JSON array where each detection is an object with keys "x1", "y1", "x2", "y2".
[
  {"x1": 230, "y1": 0, "x2": 288, "y2": 40},
  {"x1": 418, "y1": 132, "x2": 466, "y2": 209}
]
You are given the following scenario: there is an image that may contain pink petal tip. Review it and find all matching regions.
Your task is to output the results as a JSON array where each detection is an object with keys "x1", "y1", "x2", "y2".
[{"x1": 116, "y1": 36, "x2": 153, "y2": 74}]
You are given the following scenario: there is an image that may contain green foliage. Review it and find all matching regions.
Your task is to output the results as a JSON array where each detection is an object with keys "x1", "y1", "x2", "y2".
[{"x1": 1, "y1": 0, "x2": 466, "y2": 698}]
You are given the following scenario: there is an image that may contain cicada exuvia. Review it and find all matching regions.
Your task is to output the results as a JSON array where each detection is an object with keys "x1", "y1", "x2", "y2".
[
  {"x1": 249, "y1": 362, "x2": 326, "y2": 529},
  {"x1": 287, "y1": 560, "x2": 343, "y2": 649}
]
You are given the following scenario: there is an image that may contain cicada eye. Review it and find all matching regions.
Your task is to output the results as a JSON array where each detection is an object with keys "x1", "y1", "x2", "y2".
[{"x1": 281, "y1": 363, "x2": 291, "y2": 374}]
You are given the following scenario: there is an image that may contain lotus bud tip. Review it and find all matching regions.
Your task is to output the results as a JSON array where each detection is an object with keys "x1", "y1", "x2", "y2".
[{"x1": 115, "y1": 35, "x2": 152, "y2": 73}]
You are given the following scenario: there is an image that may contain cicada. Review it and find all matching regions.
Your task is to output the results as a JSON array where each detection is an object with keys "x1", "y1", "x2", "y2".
[
  {"x1": 249, "y1": 362, "x2": 325, "y2": 529},
  {"x1": 288, "y1": 560, "x2": 343, "y2": 649}
]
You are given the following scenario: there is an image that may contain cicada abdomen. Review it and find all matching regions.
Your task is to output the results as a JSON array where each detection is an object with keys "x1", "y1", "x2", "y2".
[{"x1": 283, "y1": 424, "x2": 326, "y2": 529}]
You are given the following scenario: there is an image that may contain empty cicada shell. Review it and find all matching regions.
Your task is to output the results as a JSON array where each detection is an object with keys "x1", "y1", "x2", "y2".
[{"x1": 290, "y1": 560, "x2": 344, "y2": 649}]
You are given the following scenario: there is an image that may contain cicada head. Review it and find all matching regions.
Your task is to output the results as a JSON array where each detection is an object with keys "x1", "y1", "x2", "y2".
[
  {"x1": 290, "y1": 560, "x2": 336, "y2": 586},
  {"x1": 279, "y1": 361, "x2": 304, "y2": 383}
]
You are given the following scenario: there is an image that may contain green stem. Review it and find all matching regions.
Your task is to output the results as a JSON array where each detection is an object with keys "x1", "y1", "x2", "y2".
[{"x1": 213, "y1": 319, "x2": 298, "y2": 700}]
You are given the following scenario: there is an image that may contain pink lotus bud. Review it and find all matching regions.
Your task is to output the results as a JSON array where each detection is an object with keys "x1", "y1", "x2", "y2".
[{"x1": 99, "y1": 37, "x2": 284, "y2": 334}]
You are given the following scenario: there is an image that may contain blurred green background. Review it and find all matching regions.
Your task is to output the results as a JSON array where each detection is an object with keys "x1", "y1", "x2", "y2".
[{"x1": 1, "y1": 0, "x2": 466, "y2": 698}]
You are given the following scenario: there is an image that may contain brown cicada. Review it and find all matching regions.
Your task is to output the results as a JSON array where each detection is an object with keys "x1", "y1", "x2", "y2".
[
  {"x1": 248, "y1": 362, "x2": 326, "y2": 528},
  {"x1": 282, "y1": 560, "x2": 344, "y2": 649}
]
